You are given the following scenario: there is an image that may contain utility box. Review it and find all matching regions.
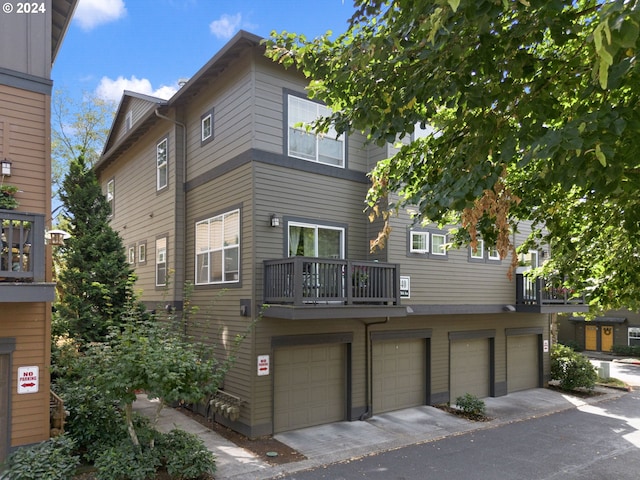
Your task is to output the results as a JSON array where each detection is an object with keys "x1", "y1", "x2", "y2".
[{"x1": 598, "y1": 361, "x2": 610, "y2": 379}]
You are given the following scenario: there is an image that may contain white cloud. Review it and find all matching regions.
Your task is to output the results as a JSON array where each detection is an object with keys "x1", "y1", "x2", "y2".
[
  {"x1": 74, "y1": 0, "x2": 127, "y2": 31},
  {"x1": 209, "y1": 13, "x2": 242, "y2": 39},
  {"x1": 95, "y1": 76, "x2": 177, "y2": 103}
]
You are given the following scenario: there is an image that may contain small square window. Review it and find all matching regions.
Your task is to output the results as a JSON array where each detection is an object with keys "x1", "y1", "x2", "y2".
[
  {"x1": 488, "y1": 246, "x2": 500, "y2": 260},
  {"x1": 410, "y1": 231, "x2": 429, "y2": 253}
]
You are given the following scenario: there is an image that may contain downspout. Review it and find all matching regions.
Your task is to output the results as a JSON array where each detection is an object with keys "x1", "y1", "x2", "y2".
[
  {"x1": 358, "y1": 316, "x2": 389, "y2": 421},
  {"x1": 154, "y1": 108, "x2": 187, "y2": 333}
]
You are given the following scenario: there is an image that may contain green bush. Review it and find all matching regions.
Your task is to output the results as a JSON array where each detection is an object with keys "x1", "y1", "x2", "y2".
[
  {"x1": 1, "y1": 435, "x2": 79, "y2": 480},
  {"x1": 58, "y1": 384, "x2": 125, "y2": 462},
  {"x1": 551, "y1": 343, "x2": 598, "y2": 391},
  {"x1": 455, "y1": 393, "x2": 486, "y2": 417},
  {"x1": 93, "y1": 441, "x2": 161, "y2": 480},
  {"x1": 612, "y1": 344, "x2": 640, "y2": 357},
  {"x1": 158, "y1": 429, "x2": 217, "y2": 479}
]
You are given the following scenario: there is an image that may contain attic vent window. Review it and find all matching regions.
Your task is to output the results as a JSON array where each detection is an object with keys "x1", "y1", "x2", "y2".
[{"x1": 125, "y1": 111, "x2": 132, "y2": 131}]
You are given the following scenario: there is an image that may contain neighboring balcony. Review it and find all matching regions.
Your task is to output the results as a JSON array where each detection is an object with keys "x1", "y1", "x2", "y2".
[
  {"x1": 515, "y1": 273, "x2": 588, "y2": 313},
  {"x1": 0, "y1": 210, "x2": 55, "y2": 302},
  {"x1": 263, "y1": 257, "x2": 405, "y2": 320}
]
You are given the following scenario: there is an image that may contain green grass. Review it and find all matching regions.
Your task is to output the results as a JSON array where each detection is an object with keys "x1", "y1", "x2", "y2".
[{"x1": 597, "y1": 376, "x2": 627, "y2": 388}]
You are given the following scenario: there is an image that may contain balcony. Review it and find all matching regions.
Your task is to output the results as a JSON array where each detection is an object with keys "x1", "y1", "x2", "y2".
[
  {"x1": 263, "y1": 257, "x2": 405, "y2": 320},
  {"x1": 0, "y1": 210, "x2": 55, "y2": 302},
  {"x1": 515, "y1": 273, "x2": 588, "y2": 313}
]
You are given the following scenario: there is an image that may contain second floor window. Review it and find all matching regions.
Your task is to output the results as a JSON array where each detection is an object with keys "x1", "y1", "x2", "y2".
[
  {"x1": 201, "y1": 109, "x2": 213, "y2": 144},
  {"x1": 195, "y1": 209, "x2": 240, "y2": 285},
  {"x1": 288, "y1": 94, "x2": 344, "y2": 167},
  {"x1": 106, "y1": 179, "x2": 115, "y2": 216},
  {"x1": 157, "y1": 138, "x2": 168, "y2": 190},
  {"x1": 410, "y1": 231, "x2": 429, "y2": 254},
  {"x1": 409, "y1": 229, "x2": 447, "y2": 257}
]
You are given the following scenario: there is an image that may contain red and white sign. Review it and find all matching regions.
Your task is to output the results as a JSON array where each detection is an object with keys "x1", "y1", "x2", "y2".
[
  {"x1": 257, "y1": 355, "x2": 270, "y2": 376},
  {"x1": 17, "y1": 366, "x2": 39, "y2": 394}
]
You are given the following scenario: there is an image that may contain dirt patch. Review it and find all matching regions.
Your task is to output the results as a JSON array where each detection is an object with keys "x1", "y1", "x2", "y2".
[
  {"x1": 175, "y1": 406, "x2": 306, "y2": 466},
  {"x1": 547, "y1": 385, "x2": 606, "y2": 398}
]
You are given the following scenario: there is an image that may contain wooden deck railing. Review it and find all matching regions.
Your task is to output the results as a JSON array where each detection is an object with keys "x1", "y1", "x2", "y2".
[{"x1": 264, "y1": 257, "x2": 400, "y2": 306}]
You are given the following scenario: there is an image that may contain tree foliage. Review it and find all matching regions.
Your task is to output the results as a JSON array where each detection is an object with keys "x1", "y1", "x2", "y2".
[
  {"x1": 55, "y1": 155, "x2": 136, "y2": 343},
  {"x1": 51, "y1": 89, "x2": 114, "y2": 209},
  {"x1": 266, "y1": 0, "x2": 640, "y2": 312}
]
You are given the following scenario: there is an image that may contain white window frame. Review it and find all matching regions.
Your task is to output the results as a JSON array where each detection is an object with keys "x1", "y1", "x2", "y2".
[
  {"x1": 431, "y1": 233, "x2": 447, "y2": 256},
  {"x1": 157, "y1": 138, "x2": 168, "y2": 191},
  {"x1": 195, "y1": 209, "x2": 240, "y2": 285},
  {"x1": 201, "y1": 113, "x2": 212, "y2": 142},
  {"x1": 410, "y1": 231, "x2": 430, "y2": 254},
  {"x1": 470, "y1": 238, "x2": 485, "y2": 259},
  {"x1": 288, "y1": 222, "x2": 345, "y2": 259},
  {"x1": 138, "y1": 243, "x2": 146, "y2": 264},
  {"x1": 488, "y1": 245, "x2": 500, "y2": 260},
  {"x1": 628, "y1": 327, "x2": 640, "y2": 346},
  {"x1": 128, "y1": 246, "x2": 135, "y2": 264},
  {"x1": 156, "y1": 237, "x2": 167, "y2": 286},
  {"x1": 106, "y1": 179, "x2": 115, "y2": 216},
  {"x1": 287, "y1": 94, "x2": 345, "y2": 167}
]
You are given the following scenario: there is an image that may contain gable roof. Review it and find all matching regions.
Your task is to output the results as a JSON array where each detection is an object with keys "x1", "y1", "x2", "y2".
[
  {"x1": 52, "y1": 0, "x2": 78, "y2": 64},
  {"x1": 96, "y1": 30, "x2": 263, "y2": 174}
]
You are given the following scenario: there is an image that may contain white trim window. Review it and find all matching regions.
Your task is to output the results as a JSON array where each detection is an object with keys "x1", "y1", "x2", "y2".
[
  {"x1": 196, "y1": 209, "x2": 240, "y2": 285},
  {"x1": 488, "y1": 246, "x2": 501, "y2": 260},
  {"x1": 106, "y1": 179, "x2": 115, "y2": 216},
  {"x1": 201, "y1": 112, "x2": 213, "y2": 142},
  {"x1": 157, "y1": 138, "x2": 168, "y2": 190},
  {"x1": 410, "y1": 231, "x2": 430, "y2": 254},
  {"x1": 138, "y1": 243, "x2": 146, "y2": 264},
  {"x1": 156, "y1": 237, "x2": 167, "y2": 286},
  {"x1": 470, "y1": 238, "x2": 485, "y2": 259},
  {"x1": 128, "y1": 246, "x2": 135, "y2": 264},
  {"x1": 287, "y1": 94, "x2": 344, "y2": 167},
  {"x1": 432, "y1": 233, "x2": 447, "y2": 256},
  {"x1": 288, "y1": 222, "x2": 344, "y2": 258},
  {"x1": 628, "y1": 327, "x2": 640, "y2": 346}
]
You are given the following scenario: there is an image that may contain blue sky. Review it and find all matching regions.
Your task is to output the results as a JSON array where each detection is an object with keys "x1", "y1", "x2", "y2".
[{"x1": 52, "y1": 0, "x2": 355, "y2": 104}]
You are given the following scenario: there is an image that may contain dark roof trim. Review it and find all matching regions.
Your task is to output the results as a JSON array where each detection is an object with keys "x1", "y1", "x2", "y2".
[
  {"x1": 569, "y1": 316, "x2": 627, "y2": 324},
  {"x1": 52, "y1": 0, "x2": 78, "y2": 64}
]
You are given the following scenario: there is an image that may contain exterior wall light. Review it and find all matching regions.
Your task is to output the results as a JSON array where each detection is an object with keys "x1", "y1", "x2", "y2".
[
  {"x1": 1, "y1": 159, "x2": 12, "y2": 176},
  {"x1": 46, "y1": 229, "x2": 71, "y2": 246},
  {"x1": 270, "y1": 214, "x2": 281, "y2": 227}
]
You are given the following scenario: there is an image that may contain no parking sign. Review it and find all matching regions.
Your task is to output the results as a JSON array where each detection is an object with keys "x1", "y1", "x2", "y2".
[{"x1": 17, "y1": 366, "x2": 39, "y2": 394}]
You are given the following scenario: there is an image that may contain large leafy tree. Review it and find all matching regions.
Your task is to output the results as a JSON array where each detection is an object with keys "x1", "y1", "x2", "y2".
[
  {"x1": 56, "y1": 155, "x2": 136, "y2": 343},
  {"x1": 267, "y1": 0, "x2": 640, "y2": 311}
]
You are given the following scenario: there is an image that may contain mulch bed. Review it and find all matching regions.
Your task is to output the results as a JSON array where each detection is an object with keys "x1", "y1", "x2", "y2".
[{"x1": 433, "y1": 404, "x2": 492, "y2": 422}]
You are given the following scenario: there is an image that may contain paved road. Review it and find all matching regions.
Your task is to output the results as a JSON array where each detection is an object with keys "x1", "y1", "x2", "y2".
[{"x1": 280, "y1": 388, "x2": 640, "y2": 480}]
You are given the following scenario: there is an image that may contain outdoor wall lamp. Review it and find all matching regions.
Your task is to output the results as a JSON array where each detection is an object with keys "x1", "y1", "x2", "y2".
[
  {"x1": 46, "y1": 229, "x2": 71, "y2": 246},
  {"x1": 270, "y1": 214, "x2": 281, "y2": 227},
  {"x1": 1, "y1": 159, "x2": 12, "y2": 176}
]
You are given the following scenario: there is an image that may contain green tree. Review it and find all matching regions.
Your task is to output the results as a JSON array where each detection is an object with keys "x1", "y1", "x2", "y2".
[
  {"x1": 51, "y1": 89, "x2": 114, "y2": 209},
  {"x1": 55, "y1": 155, "x2": 136, "y2": 343},
  {"x1": 267, "y1": 0, "x2": 640, "y2": 311}
]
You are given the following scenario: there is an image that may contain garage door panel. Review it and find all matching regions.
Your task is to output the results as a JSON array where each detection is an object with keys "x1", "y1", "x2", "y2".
[
  {"x1": 450, "y1": 339, "x2": 490, "y2": 401},
  {"x1": 507, "y1": 335, "x2": 539, "y2": 393},
  {"x1": 274, "y1": 344, "x2": 345, "y2": 433},
  {"x1": 373, "y1": 338, "x2": 425, "y2": 414}
]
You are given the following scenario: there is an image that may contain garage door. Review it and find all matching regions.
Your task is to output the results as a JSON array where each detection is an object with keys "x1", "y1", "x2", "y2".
[
  {"x1": 507, "y1": 335, "x2": 539, "y2": 393},
  {"x1": 450, "y1": 338, "x2": 490, "y2": 402},
  {"x1": 274, "y1": 343, "x2": 345, "y2": 433},
  {"x1": 373, "y1": 338, "x2": 425, "y2": 413},
  {"x1": 0, "y1": 355, "x2": 9, "y2": 463}
]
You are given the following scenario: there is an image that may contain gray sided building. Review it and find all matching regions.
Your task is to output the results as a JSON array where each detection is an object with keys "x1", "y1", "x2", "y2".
[{"x1": 95, "y1": 31, "x2": 588, "y2": 438}]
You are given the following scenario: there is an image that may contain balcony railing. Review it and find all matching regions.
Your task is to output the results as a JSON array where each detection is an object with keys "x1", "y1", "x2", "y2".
[
  {"x1": 515, "y1": 273, "x2": 586, "y2": 307},
  {"x1": 264, "y1": 257, "x2": 400, "y2": 306},
  {"x1": 0, "y1": 210, "x2": 46, "y2": 283}
]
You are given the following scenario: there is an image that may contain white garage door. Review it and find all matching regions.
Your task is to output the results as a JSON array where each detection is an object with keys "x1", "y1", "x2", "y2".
[
  {"x1": 274, "y1": 343, "x2": 345, "y2": 433},
  {"x1": 507, "y1": 335, "x2": 539, "y2": 393},
  {"x1": 450, "y1": 338, "x2": 490, "y2": 402},
  {"x1": 373, "y1": 338, "x2": 425, "y2": 413}
]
